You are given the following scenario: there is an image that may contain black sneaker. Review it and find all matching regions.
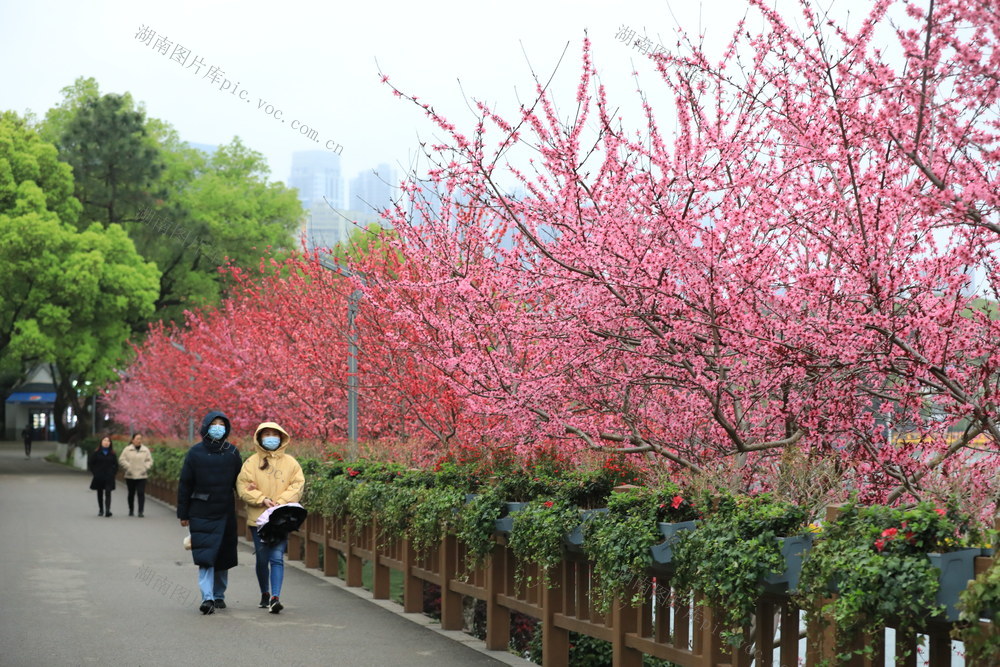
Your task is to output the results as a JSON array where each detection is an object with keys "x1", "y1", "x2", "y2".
[
  {"x1": 128, "y1": 511, "x2": 134, "y2": 516},
  {"x1": 259, "y1": 592, "x2": 270, "y2": 608},
  {"x1": 213, "y1": 599, "x2": 226, "y2": 609},
  {"x1": 138, "y1": 512, "x2": 144, "y2": 518},
  {"x1": 269, "y1": 596, "x2": 283, "y2": 614},
  {"x1": 105, "y1": 512, "x2": 112, "y2": 518},
  {"x1": 199, "y1": 599, "x2": 215, "y2": 615},
  {"x1": 98, "y1": 510, "x2": 104, "y2": 517}
]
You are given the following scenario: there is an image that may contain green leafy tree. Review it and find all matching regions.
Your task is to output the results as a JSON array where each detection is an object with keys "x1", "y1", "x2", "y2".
[
  {"x1": 0, "y1": 111, "x2": 83, "y2": 372},
  {"x1": 144, "y1": 137, "x2": 303, "y2": 321},
  {"x1": 33, "y1": 76, "x2": 101, "y2": 145},
  {"x1": 56, "y1": 91, "x2": 163, "y2": 226},
  {"x1": 41, "y1": 79, "x2": 303, "y2": 324},
  {"x1": 0, "y1": 112, "x2": 159, "y2": 441},
  {"x1": 46, "y1": 222, "x2": 159, "y2": 442}
]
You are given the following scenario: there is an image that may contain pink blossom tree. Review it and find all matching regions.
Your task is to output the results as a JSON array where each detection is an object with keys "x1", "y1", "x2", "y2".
[
  {"x1": 361, "y1": 0, "x2": 999, "y2": 508},
  {"x1": 107, "y1": 252, "x2": 476, "y2": 448}
]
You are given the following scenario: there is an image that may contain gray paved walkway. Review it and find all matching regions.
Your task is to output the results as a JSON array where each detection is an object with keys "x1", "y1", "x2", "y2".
[{"x1": 0, "y1": 441, "x2": 529, "y2": 667}]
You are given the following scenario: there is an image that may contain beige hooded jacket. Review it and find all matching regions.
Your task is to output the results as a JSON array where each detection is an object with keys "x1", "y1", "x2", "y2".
[
  {"x1": 119, "y1": 443, "x2": 154, "y2": 479},
  {"x1": 236, "y1": 422, "x2": 305, "y2": 527}
]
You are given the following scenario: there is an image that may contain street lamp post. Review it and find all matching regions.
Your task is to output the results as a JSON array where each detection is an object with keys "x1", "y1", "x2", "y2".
[
  {"x1": 318, "y1": 255, "x2": 365, "y2": 459},
  {"x1": 169, "y1": 341, "x2": 202, "y2": 442}
]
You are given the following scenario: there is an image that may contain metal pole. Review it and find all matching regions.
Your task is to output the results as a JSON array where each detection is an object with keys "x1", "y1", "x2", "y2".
[
  {"x1": 319, "y1": 255, "x2": 367, "y2": 460},
  {"x1": 170, "y1": 342, "x2": 202, "y2": 443},
  {"x1": 347, "y1": 289, "x2": 360, "y2": 458}
]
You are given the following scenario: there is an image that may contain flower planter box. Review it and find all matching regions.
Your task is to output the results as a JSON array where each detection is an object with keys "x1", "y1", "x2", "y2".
[
  {"x1": 928, "y1": 548, "x2": 979, "y2": 621},
  {"x1": 650, "y1": 520, "x2": 698, "y2": 565},
  {"x1": 494, "y1": 502, "x2": 529, "y2": 534},
  {"x1": 763, "y1": 535, "x2": 813, "y2": 592},
  {"x1": 564, "y1": 508, "x2": 609, "y2": 550}
]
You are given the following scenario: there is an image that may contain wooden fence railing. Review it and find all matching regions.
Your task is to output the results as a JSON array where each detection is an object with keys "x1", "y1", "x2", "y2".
[{"x1": 145, "y1": 478, "x2": 996, "y2": 667}]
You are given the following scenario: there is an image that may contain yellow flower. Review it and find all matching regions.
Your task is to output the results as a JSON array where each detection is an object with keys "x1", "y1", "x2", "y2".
[{"x1": 808, "y1": 522, "x2": 823, "y2": 534}]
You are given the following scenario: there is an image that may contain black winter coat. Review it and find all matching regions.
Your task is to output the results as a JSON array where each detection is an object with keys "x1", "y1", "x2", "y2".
[
  {"x1": 88, "y1": 448, "x2": 118, "y2": 491},
  {"x1": 177, "y1": 411, "x2": 242, "y2": 570}
]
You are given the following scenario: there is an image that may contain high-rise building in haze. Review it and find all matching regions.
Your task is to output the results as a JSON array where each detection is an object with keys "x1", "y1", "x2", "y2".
[
  {"x1": 289, "y1": 151, "x2": 343, "y2": 210},
  {"x1": 350, "y1": 163, "x2": 397, "y2": 214}
]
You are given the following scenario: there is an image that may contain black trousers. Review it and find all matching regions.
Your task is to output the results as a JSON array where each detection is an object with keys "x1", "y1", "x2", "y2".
[
  {"x1": 96, "y1": 489, "x2": 112, "y2": 514},
  {"x1": 23, "y1": 439, "x2": 31, "y2": 456},
  {"x1": 126, "y1": 478, "x2": 147, "y2": 514}
]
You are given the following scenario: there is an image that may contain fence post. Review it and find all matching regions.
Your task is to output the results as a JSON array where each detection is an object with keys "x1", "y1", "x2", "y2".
[
  {"x1": 288, "y1": 528, "x2": 304, "y2": 562},
  {"x1": 323, "y1": 517, "x2": 340, "y2": 578},
  {"x1": 345, "y1": 518, "x2": 363, "y2": 587},
  {"x1": 402, "y1": 538, "x2": 423, "y2": 613},
  {"x1": 700, "y1": 603, "x2": 729, "y2": 667},
  {"x1": 541, "y1": 560, "x2": 569, "y2": 666},
  {"x1": 611, "y1": 580, "x2": 643, "y2": 667},
  {"x1": 439, "y1": 533, "x2": 464, "y2": 630},
  {"x1": 485, "y1": 542, "x2": 511, "y2": 650},
  {"x1": 304, "y1": 514, "x2": 320, "y2": 569},
  {"x1": 372, "y1": 519, "x2": 390, "y2": 599}
]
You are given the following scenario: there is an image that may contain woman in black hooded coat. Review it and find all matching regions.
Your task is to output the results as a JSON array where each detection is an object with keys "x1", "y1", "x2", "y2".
[{"x1": 177, "y1": 411, "x2": 242, "y2": 615}]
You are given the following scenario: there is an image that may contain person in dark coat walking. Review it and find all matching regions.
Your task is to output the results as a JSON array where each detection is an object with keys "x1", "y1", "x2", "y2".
[
  {"x1": 21, "y1": 425, "x2": 32, "y2": 459},
  {"x1": 88, "y1": 435, "x2": 118, "y2": 517},
  {"x1": 177, "y1": 411, "x2": 242, "y2": 615}
]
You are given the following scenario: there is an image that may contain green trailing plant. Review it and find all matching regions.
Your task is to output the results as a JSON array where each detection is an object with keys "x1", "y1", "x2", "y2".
[
  {"x1": 303, "y1": 469, "x2": 356, "y2": 517},
  {"x1": 672, "y1": 493, "x2": 807, "y2": 646},
  {"x1": 954, "y1": 558, "x2": 1000, "y2": 664},
  {"x1": 585, "y1": 484, "x2": 698, "y2": 614},
  {"x1": 457, "y1": 486, "x2": 506, "y2": 568},
  {"x1": 796, "y1": 500, "x2": 974, "y2": 664},
  {"x1": 374, "y1": 482, "x2": 422, "y2": 544},
  {"x1": 508, "y1": 498, "x2": 580, "y2": 587},
  {"x1": 347, "y1": 480, "x2": 390, "y2": 529},
  {"x1": 146, "y1": 445, "x2": 186, "y2": 483},
  {"x1": 555, "y1": 454, "x2": 648, "y2": 508},
  {"x1": 409, "y1": 486, "x2": 466, "y2": 554},
  {"x1": 454, "y1": 467, "x2": 569, "y2": 570}
]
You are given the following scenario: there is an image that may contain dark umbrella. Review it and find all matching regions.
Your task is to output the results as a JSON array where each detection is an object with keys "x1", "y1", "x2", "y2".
[{"x1": 256, "y1": 503, "x2": 308, "y2": 545}]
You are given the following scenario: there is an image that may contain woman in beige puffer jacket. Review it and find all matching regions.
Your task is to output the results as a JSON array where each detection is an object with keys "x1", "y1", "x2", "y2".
[
  {"x1": 236, "y1": 422, "x2": 304, "y2": 614},
  {"x1": 119, "y1": 433, "x2": 154, "y2": 517}
]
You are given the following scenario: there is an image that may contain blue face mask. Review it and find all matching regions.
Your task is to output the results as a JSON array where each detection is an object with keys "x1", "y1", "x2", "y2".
[
  {"x1": 261, "y1": 435, "x2": 281, "y2": 451},
  {"x1": 206, "y1": 424, "x2": 226, "y2": 441}
]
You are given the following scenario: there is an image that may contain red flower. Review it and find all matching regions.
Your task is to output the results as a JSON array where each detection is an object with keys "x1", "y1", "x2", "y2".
[
  {"x1": 881, "y1": 527, "x2": 898, "y2": 539},
  {"x1": 671, "y1": 495, "x2": 684, "y2": 509},
  {"x1": 543, "y1": 501, "x2": 554, "y2": 508},
  {"x1": 347, "y1": 467, "x2": 359, "y2": 477},
  {"x1": 874, "y1": 538, "x2": 886, "y2": 552},
  {"x1": 934, "y1": 508, "x2": 946, "y2": 516}
]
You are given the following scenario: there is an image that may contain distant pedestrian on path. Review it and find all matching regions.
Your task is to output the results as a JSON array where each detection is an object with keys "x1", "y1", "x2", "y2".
[
  {"x1": 21, "y1": 425, "x2": 31, "y2": 459},
  {"x1": 177, "y1": 411, "x2": 242, "y2": 615},
  {"x1": 119, "y1": 433, "x2": 154, "y2": 517},
  {"x1": 88, "y1": 435, "x2": 118, "y2": 517},
  {"x1": 237, "y1": 421, "x2": 305, "y2": 614}
]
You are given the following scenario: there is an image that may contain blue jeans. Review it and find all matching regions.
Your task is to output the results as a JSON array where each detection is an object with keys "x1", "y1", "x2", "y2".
[
  {"x1": 197, "y1": 567, "x2": 228, "y2": 602},
  {"x1": 250, "y1": 527, "x2": 287, "y2": 598}
]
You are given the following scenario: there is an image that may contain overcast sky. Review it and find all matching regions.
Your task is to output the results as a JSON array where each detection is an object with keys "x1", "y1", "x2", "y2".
[{"x1": 2, "y1": 0, "x2": 871, "y2": 192}]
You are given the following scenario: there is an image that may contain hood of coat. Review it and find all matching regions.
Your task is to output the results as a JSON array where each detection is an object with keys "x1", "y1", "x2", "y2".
[
  {"x1": 253, "y1": 421, "x2": 290, "y2": 456},
  {"x1": 199, "y1": 410, "x2": 231, "y2": 446}
]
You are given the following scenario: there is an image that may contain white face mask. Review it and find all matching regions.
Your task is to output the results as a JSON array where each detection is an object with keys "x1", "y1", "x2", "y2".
[{"x1": 261, "y1": 435, "x2": 281, "y2": 451}]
